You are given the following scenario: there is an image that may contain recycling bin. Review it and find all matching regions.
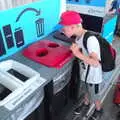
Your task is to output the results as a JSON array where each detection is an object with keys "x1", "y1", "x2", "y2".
[
  {"x1": 0, "y1": 60, "x2": 46, "y2": 120},
  {"x1": 22, "y1": 40, "x2": 74, "y2": 120}
]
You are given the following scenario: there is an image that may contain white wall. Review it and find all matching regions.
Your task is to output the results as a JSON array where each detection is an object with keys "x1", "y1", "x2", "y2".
[{"x1": 59, "y1": 0, "x2": 66, "y2": 17}]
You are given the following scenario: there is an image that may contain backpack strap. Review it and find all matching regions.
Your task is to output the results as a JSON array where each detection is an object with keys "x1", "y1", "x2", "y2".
[
  {"x1": 83, "y1": 31, "x2": 96, "y2": 51},
  {"x1": 83, "y1": 31, "x2": 96, "y2": 84},
  {"x1": 85, "y1": 64, "x2": 90, "y2": 84}
]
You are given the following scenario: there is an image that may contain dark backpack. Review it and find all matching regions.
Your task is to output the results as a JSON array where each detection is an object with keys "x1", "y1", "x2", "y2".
[{"x1": 83, "y1": 31, "x2": 116, "y2": 72}]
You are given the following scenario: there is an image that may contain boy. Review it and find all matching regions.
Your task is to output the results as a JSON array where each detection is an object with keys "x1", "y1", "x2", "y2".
[{"x1": 59, "y1": 11, "x2": 106, "y2": 119}]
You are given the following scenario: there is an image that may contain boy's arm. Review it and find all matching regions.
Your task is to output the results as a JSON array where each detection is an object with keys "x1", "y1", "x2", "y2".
[{"x1": 70, "y1": 43, "x2": 100, "y2": 67}]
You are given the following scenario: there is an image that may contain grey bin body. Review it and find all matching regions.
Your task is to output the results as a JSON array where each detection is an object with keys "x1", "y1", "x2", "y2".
[{"x1": 44, "y1": 60, "x2": 73, "y2": 120}]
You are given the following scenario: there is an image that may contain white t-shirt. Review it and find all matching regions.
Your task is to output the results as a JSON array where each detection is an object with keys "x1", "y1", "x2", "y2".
[{"x1": 75, "y1": 34, "x2": 102, "y2": 84}]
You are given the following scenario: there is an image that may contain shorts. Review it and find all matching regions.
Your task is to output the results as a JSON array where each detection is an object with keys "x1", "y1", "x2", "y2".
[
  {"x1": 81, "y1": 70, "x2": 113, "y2": 102},
  {"x1": 82, "y1": 81, "x2": 103, "y2": 102}
]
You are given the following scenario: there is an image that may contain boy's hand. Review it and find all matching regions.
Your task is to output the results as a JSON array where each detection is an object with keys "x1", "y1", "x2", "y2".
[
  {"x1": 70, "y1": 43, "x2": 82, "y2": 57},
  {"x1": 85, "y1": 56, "x2": 100, "y2": 67},
  {"x1": 70, "y1": 43, "x2": 100, "y2": 67}
]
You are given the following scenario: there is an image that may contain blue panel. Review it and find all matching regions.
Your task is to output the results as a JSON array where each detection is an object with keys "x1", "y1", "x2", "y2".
[
  {"x1": 102, "y1": 16, "x2": 117, "y2": 43},
  {"x1": 66, "y1": 0, "x2": 106, "y2": 7},
  {"x1": 0, "y1": 0, "x2": 61, "y2": 60}
]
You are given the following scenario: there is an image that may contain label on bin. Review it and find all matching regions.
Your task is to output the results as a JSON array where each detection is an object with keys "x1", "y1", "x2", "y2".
[{"x1": 5, "y1": 82, "x2": 40, "y2": 110}]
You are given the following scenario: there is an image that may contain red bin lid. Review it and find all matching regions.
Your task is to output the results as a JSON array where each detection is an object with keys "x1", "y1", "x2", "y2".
[{"x1": 22, "y1": 40, "x2": 73, "y2": 68}]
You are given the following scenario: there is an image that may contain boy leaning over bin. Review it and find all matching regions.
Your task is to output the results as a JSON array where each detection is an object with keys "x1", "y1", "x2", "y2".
[{"x1": 59, "y1": 11, "x2": 113, "y2": 120}]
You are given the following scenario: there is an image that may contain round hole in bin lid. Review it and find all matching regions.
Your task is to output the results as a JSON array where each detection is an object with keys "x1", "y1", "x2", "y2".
[
  {"x1": 36, "y1": 48, "x2": 48, "y2": 57},
  {"x1": 48, "y1": 43, "x2": 59, "y2": 48}
]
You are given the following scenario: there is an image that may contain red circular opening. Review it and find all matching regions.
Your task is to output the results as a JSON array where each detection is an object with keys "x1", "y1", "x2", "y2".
[
  {"x1": 48, "y1": 43, "x2": 59, "y2": 48},
  {"x1": 36, "y1": 49, "x2": 48, "y2": 57}
]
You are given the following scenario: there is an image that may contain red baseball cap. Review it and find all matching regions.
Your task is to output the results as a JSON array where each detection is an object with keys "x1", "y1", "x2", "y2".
[{"x1": 59, "y1": 11, "x2": 82, "y2": 26}]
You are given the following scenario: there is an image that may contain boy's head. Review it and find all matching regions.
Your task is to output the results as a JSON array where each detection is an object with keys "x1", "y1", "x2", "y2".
[
  {"x1": 59, "y1": 11, "x2": 82, "y2": 25},
  {"x1": 59, "y1": 11, "x2": 83, "y2": 37}
]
